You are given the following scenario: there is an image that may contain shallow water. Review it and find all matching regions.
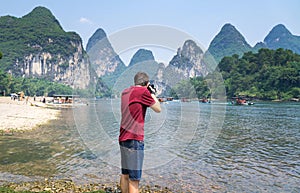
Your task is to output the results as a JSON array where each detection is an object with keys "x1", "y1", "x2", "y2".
[{"x1": 0, "y1": 100, "x2": 299, "y2": 192}]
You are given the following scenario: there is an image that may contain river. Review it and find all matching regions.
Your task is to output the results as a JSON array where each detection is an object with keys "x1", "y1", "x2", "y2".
[{"x1": 0, "y1": 100, "x2": 299, "y2": 192}]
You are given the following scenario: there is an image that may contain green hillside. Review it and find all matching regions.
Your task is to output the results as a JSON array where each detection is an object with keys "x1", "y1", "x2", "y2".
[
  {"x1": 207, "y1": 23, "x2": 252, "y2": 62},
  {"x1": 0, "y1": 6, "x2": 81, "y2": 73},
  {"x1": 0, "y1": 6, "x2": 87, "y2": 96}
]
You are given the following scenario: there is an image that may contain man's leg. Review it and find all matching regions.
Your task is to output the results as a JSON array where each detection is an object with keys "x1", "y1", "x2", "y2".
[
  {"x1": 128, "y1": 179, "x2": 139, "y2": 193},
  {"x1": 120, "y1": 174, "x2": 129, "y2": 193}
]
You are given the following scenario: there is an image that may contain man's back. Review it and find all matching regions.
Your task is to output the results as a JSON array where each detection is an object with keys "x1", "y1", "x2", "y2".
[{"x1": 119, "y1": 86, "x2": 155, "y2": 142}]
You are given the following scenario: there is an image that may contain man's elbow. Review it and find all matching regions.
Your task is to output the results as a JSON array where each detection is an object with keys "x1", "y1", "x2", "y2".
[
  {"x1": 154, "y1": 107, "x2": 161, "y2": 113},
  {"x1": 151, "y1": 103, "x2": 161, "y2": 113}
]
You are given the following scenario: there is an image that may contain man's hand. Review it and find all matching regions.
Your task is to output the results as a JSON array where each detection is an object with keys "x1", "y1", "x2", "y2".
[
  {"x1": 150, "y1": 93, "x2": 161, "y2": 113},
  {"x1": 147, "y1": 84, "x2": 157, "y2": 94}
]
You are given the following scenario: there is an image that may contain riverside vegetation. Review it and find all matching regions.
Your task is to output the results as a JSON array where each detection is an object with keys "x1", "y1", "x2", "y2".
[
  {"x1": 1, "y1": 47, "x2": 300, "y2": 100},
  {"x1": 218, "y1": 48, "x2": 300, "y2": 100},
  {"x1": 163, "y1": 48, "x2": 300, "y2": 101}
]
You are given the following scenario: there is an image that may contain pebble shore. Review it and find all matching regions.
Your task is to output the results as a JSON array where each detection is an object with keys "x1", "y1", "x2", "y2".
[{"x1": 3, "y1": 178, "x2": 174, "y2": 193}]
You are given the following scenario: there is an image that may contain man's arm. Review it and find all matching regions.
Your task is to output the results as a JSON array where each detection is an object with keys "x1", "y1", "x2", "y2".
[{"x1": 150, "y1": 94, "x2": 161, "y2": 113}]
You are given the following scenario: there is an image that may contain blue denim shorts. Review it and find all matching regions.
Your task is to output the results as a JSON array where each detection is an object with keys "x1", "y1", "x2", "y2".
[{"x1": 119, "y1": 140, "x2": 144, "y2": 181}]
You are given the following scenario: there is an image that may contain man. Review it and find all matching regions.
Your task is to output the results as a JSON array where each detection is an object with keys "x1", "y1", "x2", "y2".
[{"x1": 119, "y1": 72, "x2": 161, "y2": 193}]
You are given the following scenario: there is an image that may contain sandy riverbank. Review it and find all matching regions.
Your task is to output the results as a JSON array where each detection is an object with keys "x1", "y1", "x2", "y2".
[{"x1": 0, "y1": 97, "x2": 60, "y2": 132}]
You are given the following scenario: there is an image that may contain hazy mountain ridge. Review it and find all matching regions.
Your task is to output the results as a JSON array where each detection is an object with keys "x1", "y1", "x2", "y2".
[
  {"x1": 261, "y1": 24, "x2": 300, "y2": 53},
  {"x1": 1, "y1": 6, "x2": 299, "y2": 95},
  {"x1": 208, "y1": 23, "x2": 300, "y2": 62},
  {"x1": 128, "y1": 49, "x2": 155, "y2": 67},
  {"x1": 88, "y1": 23, "x2": 300, "y2": 85},
  {"x1": 86, "y1": 28, "x2": 125, "y2": 78}
]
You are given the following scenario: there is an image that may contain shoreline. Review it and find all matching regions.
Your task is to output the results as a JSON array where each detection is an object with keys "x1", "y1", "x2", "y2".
[
  {"x1": 0, "y1": 96, "x2": 60, "y2": 133},
  {"x1": 1, "y1": 178, "x2": 173, "y2": 193},
  {"x1": 0, "y1": 97, "x2": 176, "y2": 192}
]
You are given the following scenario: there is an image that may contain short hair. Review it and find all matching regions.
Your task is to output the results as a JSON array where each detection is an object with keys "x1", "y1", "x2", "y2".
[{"x1": 134, "y1": 72, "x2": 149, "y2": 86}]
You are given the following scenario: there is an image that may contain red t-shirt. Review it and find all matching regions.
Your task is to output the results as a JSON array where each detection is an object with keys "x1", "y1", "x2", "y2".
[{"x1": 119, "y1": 86, "x2": 156, "y2": 142}]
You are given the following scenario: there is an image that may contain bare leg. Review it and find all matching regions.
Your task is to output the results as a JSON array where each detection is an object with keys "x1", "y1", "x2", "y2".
[
  {"x1": 120, "y1": 174, "x2": 129, "y2": 193},
  {"x1": 128, "y1": 179, "x2": 139, "y2": 193}
]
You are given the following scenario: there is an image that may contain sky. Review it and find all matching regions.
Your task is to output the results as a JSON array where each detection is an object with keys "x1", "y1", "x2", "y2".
[{"x1": 1, "y1": 0, "x2": 299, "y2": 64}]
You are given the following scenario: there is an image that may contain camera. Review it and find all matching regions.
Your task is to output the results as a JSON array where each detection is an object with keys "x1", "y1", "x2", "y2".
[{"x1": 147, "y1": 84, "x2": 157, "y2": 94}]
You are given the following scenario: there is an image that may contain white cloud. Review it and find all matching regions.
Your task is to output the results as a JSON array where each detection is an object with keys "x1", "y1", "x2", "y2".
[{"x1": 79, "y1": 17, "x2": 93, "y2": 24}]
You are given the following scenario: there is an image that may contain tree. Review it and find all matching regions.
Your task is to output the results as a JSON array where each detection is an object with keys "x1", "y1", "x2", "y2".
[
  {"x1": 190, "y1": 76, "x2": 210, "y2": 99},
  {"x1": 0, "y1": 70, "x2": 9, "y2": 95},
  {"x1": 217, "y1": 48, "x2": 300, "y2": 100},
  {"x1": 172, "y1": 79, "x2": 197, "y2": 99}
]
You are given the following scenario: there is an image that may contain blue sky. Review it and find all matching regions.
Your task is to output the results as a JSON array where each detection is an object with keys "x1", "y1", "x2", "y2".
[{"x1": 1, "y1": 0, "x2": 299, "y2": 63}]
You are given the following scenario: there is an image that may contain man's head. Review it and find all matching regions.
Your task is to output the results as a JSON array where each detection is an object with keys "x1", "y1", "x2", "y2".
[{"x1": 134, "y1": 72, "x2": 149, "y2": 86}]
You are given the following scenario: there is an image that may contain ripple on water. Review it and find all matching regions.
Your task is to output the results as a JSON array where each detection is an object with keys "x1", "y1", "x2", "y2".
[{"x1": 0, "y1": 101, "x2": 299, "y2": 192}]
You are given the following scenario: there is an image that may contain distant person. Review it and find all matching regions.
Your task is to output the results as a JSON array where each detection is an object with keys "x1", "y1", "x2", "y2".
[
  {"x1": 25, "y1": 96, "x2": 29, "y2": 105},
  {"x1": 119, "y1": 72, "x2": 161, "y2": 193},
  {"x1": 42, "y1": 96, "x2": 46, "y2": 103}
]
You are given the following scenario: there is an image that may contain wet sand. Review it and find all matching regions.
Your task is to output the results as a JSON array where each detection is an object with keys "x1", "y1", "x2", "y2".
[{"x1": 0, "y1": 97, "x2": 60, "y2": 132}]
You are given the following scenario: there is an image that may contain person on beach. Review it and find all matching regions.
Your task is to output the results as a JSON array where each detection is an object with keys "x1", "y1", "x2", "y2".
[
  {"x1": 42, "y1": 96, "x2": 46, "y2": 103},
  {"x1": 25, "y1": 96, "x2": 29, "y2": 105},
  {"x1": 119, "y1": 72, "x2": 161, "y2": 193}
]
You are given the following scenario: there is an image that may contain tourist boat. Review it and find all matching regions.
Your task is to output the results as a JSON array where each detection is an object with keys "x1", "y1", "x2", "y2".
[
  {"x1": 200, "y1": 98, "x2": 211, "y2": 103},
  {"x1": 230, "y1": 97, "x2": 254, "y2": 105},
  {"x1": 158, "y1": 97, "x2": 166, "y2": 102},
  {"x1": 166, "y1": 97, "x2": 174, "y2": 101},
  {"x1": 46, "y1": 94, "x2": 87, "y2": 108},
  {"x1": 157, "y1": 97, "x2": 174, "y2": 103}
]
